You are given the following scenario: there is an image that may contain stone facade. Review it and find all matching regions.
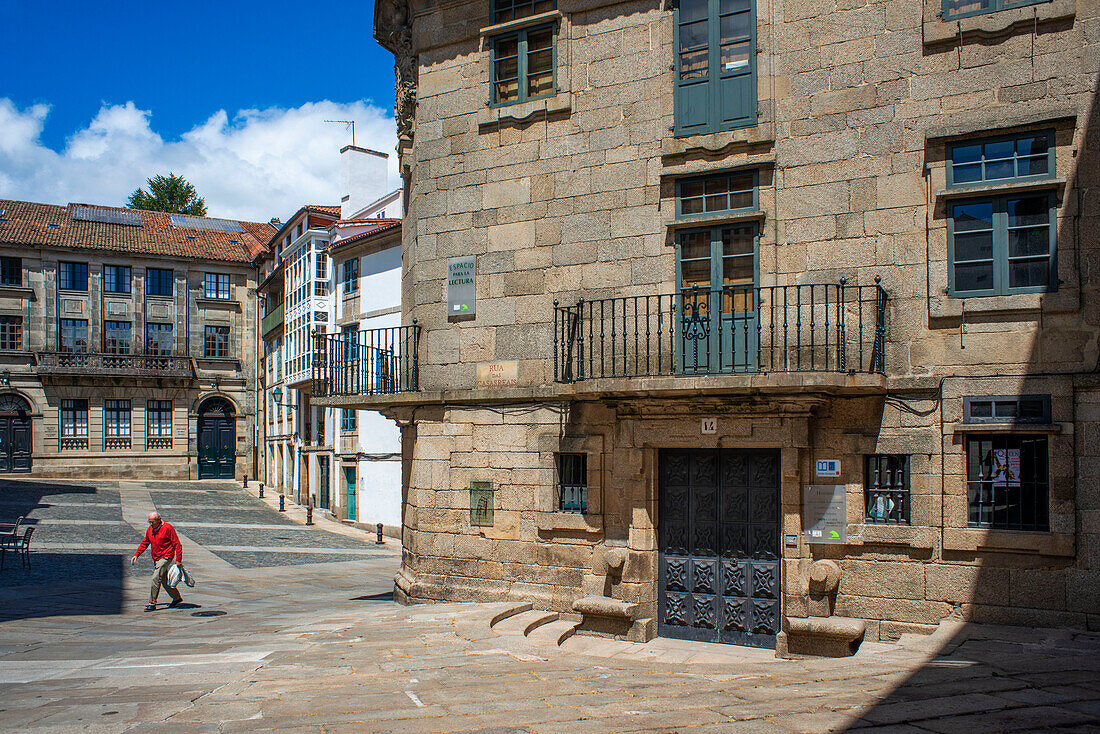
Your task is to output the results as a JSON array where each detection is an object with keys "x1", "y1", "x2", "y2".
[
  {"x1": 0, "y1": 200, "x2": 269, "y2": 480},
  {"x1": 346, "y1": 0, "x2": 1100, "y2": 644}
]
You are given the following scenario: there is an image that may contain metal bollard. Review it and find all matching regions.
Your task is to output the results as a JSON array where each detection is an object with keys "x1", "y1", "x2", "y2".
[
  {"x1": 243, "y1": 474, "x2": 249, "y2": 488},
  {"x1": 279, "y1": 494, "x2": 285, "y2": 512},
  {"x1": 259, "y1": 483, "x2": 264, "y2": 499},
  {"x1": 306, "y1": 506, "x2": 314, "y2": 525},
  {"x1": 376, "y1": 523, "x2": 385, "y2": 545}
]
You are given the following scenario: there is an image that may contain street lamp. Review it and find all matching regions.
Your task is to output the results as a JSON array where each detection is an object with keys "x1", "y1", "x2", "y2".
[{"x1": 272, "y1": 386, "x2": 298, "y2": 408}]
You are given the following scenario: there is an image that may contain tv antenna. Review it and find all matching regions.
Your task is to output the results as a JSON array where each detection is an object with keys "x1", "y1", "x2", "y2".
[{"x1": 324, "y1": 119, "x2": 356, "y2": 147}]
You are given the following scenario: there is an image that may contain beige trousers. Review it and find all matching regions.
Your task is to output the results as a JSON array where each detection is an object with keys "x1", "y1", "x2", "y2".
[{"x1": 151, "y1": 558, "x2": 183, "y2": 605}]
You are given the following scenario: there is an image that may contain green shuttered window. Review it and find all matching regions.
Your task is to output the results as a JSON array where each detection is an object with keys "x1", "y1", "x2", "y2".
[
  {"x1": 674, "y1": 0, "x2": 756, "y2": 137},
  {"x1": 491, "y1": 25, "x2": 556, "y2": 107}
]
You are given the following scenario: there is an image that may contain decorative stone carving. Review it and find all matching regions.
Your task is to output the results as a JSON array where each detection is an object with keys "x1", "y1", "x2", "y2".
[{"x1": 377, "y1": 1, "x2": 417, "y2": 145}]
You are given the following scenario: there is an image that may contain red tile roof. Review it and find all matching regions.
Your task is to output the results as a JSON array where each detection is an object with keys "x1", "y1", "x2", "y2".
[
  {"x1": 306, "y1": 205, "x2": 342, "y2": 217},
  {"x1": 0, "y1": 199, "x2": 276, "y2": 263},
  {"x1": 330, "y1": 220, "x2": 401, "y2": 250}
]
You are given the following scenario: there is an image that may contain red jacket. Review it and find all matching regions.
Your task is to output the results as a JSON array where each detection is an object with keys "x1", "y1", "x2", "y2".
[{"x1": 134, "y1": 522, "x2": 182, "y2": 563}]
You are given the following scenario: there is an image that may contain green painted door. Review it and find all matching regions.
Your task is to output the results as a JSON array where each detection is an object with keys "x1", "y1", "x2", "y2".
[{"x1": 344, "y1": 466, "x2": 357, "y2": 521}]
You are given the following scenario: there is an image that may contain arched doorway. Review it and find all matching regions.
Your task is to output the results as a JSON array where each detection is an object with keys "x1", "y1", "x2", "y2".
[
  {"x1": 197, "y1": 397, "x2": 236, "y2": 479},
  {"x1": 0, "y1": 394, "x2": 32, "y2": 473}
]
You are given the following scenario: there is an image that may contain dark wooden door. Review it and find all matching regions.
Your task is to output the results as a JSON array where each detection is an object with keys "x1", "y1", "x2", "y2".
[
  {"x1": 658, "y1": 448, "x2": 780, "y2": 648},
  {"x1": 0, "y1": 415, "x2": 31, "y2": 473},
  {"x1": 198, "y1": 417, "x2": 235, "y2": 478}
]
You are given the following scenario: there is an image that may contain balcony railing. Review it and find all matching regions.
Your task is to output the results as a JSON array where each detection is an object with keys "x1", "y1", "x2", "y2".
[
  {"x1": 554, "y1": 281, "x2": 887, "y2": 383},
  {"x1": 313, "y1": 323, "x2": 420, "y2": 398},
  {"x1": 261, "y1": 302, "x2": 284, "y2": 337},
  {"x1": 36, "y1": 352, "x2": 196, "y2": 380}
]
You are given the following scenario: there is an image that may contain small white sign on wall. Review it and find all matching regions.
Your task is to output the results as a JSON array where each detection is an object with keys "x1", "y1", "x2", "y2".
[
  {"x1": 700, "y1": 418, "x2": 717, "y2": 435},
  {"x1": 816, "y1": 459, "x2": 841, "y2": 477}
]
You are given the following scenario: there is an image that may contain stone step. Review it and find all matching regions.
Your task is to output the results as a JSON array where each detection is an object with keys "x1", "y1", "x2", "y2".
[
  {"x1": 526, "y1": 618, "x2": 579, "y2": 647},
  {"x1": 493, "y1": 609, "x2": 559, "y2": 636}
]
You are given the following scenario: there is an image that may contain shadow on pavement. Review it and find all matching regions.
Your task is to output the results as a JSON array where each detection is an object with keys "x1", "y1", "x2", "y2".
[
  {"x1": 0, "y1": 479, "x2": 126, "y2": 620},
  {"x1": 351, "y1": 591, "x2": 395, "y2": 602}
]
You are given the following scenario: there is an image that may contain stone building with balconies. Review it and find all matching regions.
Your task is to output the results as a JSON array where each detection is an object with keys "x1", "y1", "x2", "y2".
[
  {"x1": 316, "y1": 0, "x2": 1100, "y2": 653},
  {"x1": 0, "y1": 199, "x2": 272, "y2": 479}
]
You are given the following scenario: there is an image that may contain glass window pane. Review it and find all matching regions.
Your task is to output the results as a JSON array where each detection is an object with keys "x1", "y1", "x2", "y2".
[
  {"x1": 954, "y1": 232, "x2": 994, "y2": 262},
  {"x1": 704, "y1": 194, "x2": 727, "y2": 212},
  {"x1": 722, "y1": 256, "x2": 753, "y2": 286},
  {"x1": 719, "y1": 12, "x2": 751, "y2": 43},
  {"x1": 721, "y1": 227, "x2": 754, "y2": 257},
  {"x1": 1007, "y1": 196, "x2": 1048, "y2": 227},
  {"x1": 984, "y1": 139, "x2": 1014, "y2": 160},
  {"x1": 495, "y1": 37, "x2": 518, "y2": 58},
  {"x1": 955, "y1": 262, "x2": 994, "y2": 292},
  {"x1": 679, "y1": 20, "x2": 709, "y2": 56},
  {"x1": 681, "y1": 197, "x2": 704, "y2": 215},
  {"x1": 969, "y1": 401, "x2": 992, "y2": 418},
  {"x1": 952, "y1": 163, "x2": 983, "y2": 184},
  {"x1": 527, "y1": 28, "x2": 553, "y2": 51},
  {"x1": 704, "y1": 178, "x2": 729, "y2": 195},
  {"x1": 681, "y1": 180, "x2": 705, "y2": 198},
  {"x1": 720, "y1": 0, "x2": 750, "y2": 12},
  {"x1": 1016, "y1": 133, "x2": 1049, "y2": 156},
  {"x1": 528, "y1": 70, "x2": 553, "y2": 97},
  {"x1": 984, "y1": 159, "x2": 1014, "y2": 180},
  {"x1": 720, "y1": 41, "x2": 751, "y2": 72},
  {"x1": 952, "y1": 201, "x2": 993, "y2": 231},
  {"x1": 495, "y1": 79, "x2": 519, "y2": 103},
  {"x1": 1008, "y1": 227, "x2": 1049, "y2": 258},
  {"x1": 952, "y1": 143, "x2": 982, "y2": 164},
  {"x1": 680, "y1": 0, "x2": 708, "y2": 23},
  {"x1": 680, "y1": 231, "x2": 711, "y2": 260},
  {"x1": 681, "y1": 258, "x2": 710, "y2": 289},
  {"x1": 1017, "y1": 155, "x2": 1049, "y2": 177},
  {"x1": 728, "y1": 190, "x2": 753, "y2": 209},
  {"x1": 1009, "y1": 258, "x2": 1049, "y2": 289}
]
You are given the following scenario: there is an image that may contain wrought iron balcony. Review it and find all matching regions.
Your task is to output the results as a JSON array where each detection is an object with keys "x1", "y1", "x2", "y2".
[
  {"x1": 554, "y1": 281, "x2": 887, "y2": 383},
  {"x1": 313, "y1": 323, "x2": 420, "y2": 398},
  {"x1": 36, "y1": 352, "x2": 196, "y2": 380}
]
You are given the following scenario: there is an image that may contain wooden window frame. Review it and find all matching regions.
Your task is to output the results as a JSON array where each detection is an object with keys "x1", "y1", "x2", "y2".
[
  {"x1": 676, "y1": 169, "x2": 759, "y2": 220},
  {"x1": 145, "y1": 322, "x2": 173, "y2": 356},
  {"x1": 941, "y1": 0, "x2": 1046, "y2": 21},
  {"x1": 492, "y1": 0, "x2": 555, "y2": 24},
  {"x1": 343, "y1": 258, "x2": 360, "y2": 294},
  {"x1": 673, "y1": 0, "x2": 758, "y2": 138},
  {"x1": 963, "y1": 394, "x2": 1051, "y2": 425},
  {"x1": 204, "y1": 272, "x2": 231, "y2": 300},
  {"x1": 146, "y1": 267, "x2": 173, "y2": 298},
  {"x1": 59, "y1": 318, "x2": 88, "y2": 353},
  {"x1": 0, "y1": 257, "x2": 21, "y2": 287},
  {"x1": 59, "y1": 261, "x2": 88, "y2": 292},
  {"x1": 104, "y1": 264, "x2": 132, "y2": 295},
  {"x1": 947, "y1": 192, "x2": 1056, "y2": 298},
  {"x1": 104, "y1": 399, "x2": 132, "y2": 438},
  {"x1": 947, "y1": 129, "x2": 1055, "y2": 189},
  {"x1": 490, "y1": 23, "x2": 558, "y2": 108},
  {"x1": 103, "y1": 320, "x2": 132, "y2": 355},
  {"x1": 204, "y1": 325, "x2": 230, "y2": 359},
  {"x1": 61, "y1": 399, "x2": 88, "y2": 438},
  {"x1": 0, "y1": 315, "x2": 21, "y2": 351}
]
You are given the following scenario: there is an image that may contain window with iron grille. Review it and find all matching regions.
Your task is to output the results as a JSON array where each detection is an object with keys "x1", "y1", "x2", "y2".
[
  {"x1": 865, "y1": 455, "x2": 910, "y2": 524},
  {"x1": 59, "y1": 261, "x2": 88, "y2": 291},
  {"x1": 343, "y1": 257, "x2": 360, "y2": 294},
  {"x1": 966, "y1": 434, "x2": 1049, "y2": 531},
  {"x1": 491, "y1": 24, "x2": 556, "y2": 106},
  {"x1": 104, "y1": 264, "x2": 131, "y2": 294},
  {"x1": 0, "y1": 257, "x2": 21, "y2": 287},
  {"x1": 204, "y1": 272, "x2": 231, "y2": 299},
  {"x1": 147, "y1": 400, "x2": 172, "y2": 437},
  {"x1": 105, "y1": 399, "x2": 131, "y2": 437},
  {"x1": 204, "y1": 325, "x2": 230, "y2": 358},
  {"x1": 104, "y1": 321, "x2": 131, "y2": 354},
  {"x1": 341, "y1": 409, "x2": 357, "y2": 432},
  {"x1": 0, "y1": 316, "x2": 22, "y2": 351},
  {"x1": 146, "y1": 322, "x2": 173, "y2": 356},
  {"x1": 60, "y1": 319, "x2": 88, "y2": 352},
  {"x1": 492, "y1": 0, "x2": 554, "y2": 23},
  {"x1": 146, "y1": 267, "x2": 173, "y2": 297},
  {"x1": 964, "y1": 394, "x2": 1051, "y2": 424},
  {"x1": 61, "y1": 399, "x2": 88, "y2": 437},
  {"x1": 557, "y1": 452, "x2": 588, "y2": 513}
]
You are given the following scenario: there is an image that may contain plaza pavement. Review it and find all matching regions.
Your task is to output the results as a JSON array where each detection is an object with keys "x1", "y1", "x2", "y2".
[{"x1": 0, "y1": 479, "x2": 1097, "y2": 733}]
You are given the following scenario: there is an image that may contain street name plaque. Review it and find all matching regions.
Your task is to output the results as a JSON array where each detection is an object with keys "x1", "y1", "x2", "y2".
[{"x1": 804, "y1": 484, "x2": 847, "y2": 544}]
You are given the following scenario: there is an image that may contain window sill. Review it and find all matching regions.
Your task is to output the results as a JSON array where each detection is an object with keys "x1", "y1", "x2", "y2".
[
  {"x1": 479, "y1": 9, "x2": 563, "y2": 43},
  {"x1": 477, "y1": 92, "x2": 573, "y2": 130},
  {"x1": 0, "y1": 286, "x2": 33, "y2": 299},
  {"x1": 943, "y1": 527, "x2": 1074, "y2": 557},
  {"x1": 197, "y1": 298, "x2": 241, "y2": 311},
  {"x1": 923, "y1": 0, "x2": 1075, "y2": 46},
  {"x1": 196, "y1": 357, "x2": 240, "y2": 370},
  {"x1": 664, "y1": 210, "x2": 766, "y2": 232},
  {"x1": 535, "y1": 511, "x2": 601, "y2": 534},
  {"x1": 146, "y1": 294, "x2": 174, "y2": 302},
  {"x1": 948, "y1": 421, "x2": 1066, "y2": 434},
  {"x1": 845, "y1": 523, "x2": 936, "y2": 548},
  {"x1": 934, "y1": 177, "x2": 1065, "y2": 202},
  {"x1": 929, "y1": 289, "x2": 1078, "y2": 320},
  {"x1": 661, "y1": 124, "x2": 776, "y2": 159}
]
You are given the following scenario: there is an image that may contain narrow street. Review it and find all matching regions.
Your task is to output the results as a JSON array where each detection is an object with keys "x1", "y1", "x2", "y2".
[{"x1": 0, "y1": 479, "x2": 1098, "y2": 733}]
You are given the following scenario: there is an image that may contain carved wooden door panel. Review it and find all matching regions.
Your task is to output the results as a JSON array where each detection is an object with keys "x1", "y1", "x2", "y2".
[{"x1": 658, "y1": 448, "x2": 780, "y2": 648}]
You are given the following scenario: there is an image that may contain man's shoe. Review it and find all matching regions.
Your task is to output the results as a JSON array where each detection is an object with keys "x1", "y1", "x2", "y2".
[
  {"x1": 143, "y1": 604, "x2": 156, "y2": 612},
  {"x1": 167, "y1": 599, "x2": 182, "y2": 609}
]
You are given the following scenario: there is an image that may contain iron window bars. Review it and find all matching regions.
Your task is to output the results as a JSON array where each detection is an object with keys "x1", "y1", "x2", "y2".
[
  {"x1": 558, "y1": 452, "x2": 588, "y2": 513},
  {"x1": 865, "y1": 455, "x2": 909, "y2": 525},
  {"x1": 966, "y1": 434, "x2": 1049, "y2": 531}
]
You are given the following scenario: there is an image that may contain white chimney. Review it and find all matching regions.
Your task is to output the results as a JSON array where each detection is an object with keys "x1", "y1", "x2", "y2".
[{"x1": 340, "y1": 145, "x2": 388, "y2": 220}]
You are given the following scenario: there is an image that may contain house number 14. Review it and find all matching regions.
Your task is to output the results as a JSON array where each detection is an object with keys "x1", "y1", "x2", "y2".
[{"x1": 701, "y1": 418, "x2": 717, "y2": 434}]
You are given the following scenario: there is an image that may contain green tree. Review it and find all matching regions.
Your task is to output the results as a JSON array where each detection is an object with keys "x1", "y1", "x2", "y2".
[{"x1": 127, "y1": 173, "x2": 207, "y2": 216}]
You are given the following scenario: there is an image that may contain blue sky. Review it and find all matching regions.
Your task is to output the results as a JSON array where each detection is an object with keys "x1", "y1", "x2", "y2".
[{"x1": 0, "y1": 0, "x2": 399, "y2": 221}]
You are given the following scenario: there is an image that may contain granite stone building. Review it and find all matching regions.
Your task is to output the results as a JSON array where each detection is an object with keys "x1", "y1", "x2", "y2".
[
  {"x1": 0, "y1": 199, "x2": 272, "y2": 479},
  {"x1": 318, "y1": 0, "x2": 1099, "y2": 652}
]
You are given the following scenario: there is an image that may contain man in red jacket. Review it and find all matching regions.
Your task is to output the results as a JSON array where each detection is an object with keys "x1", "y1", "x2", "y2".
[{"x1": 131, "y1": 511, "x2": 185, "y2": 612}]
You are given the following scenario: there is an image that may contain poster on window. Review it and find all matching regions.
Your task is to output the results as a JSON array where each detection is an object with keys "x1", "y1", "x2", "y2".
[{"x1": 991, "y1": 448, "x2": 1021, "y2": 488}]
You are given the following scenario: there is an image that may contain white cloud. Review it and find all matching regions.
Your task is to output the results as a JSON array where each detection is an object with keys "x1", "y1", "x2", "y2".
[{"x1": 0, "y1": 98, "x2": 398, "y2": 223}]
